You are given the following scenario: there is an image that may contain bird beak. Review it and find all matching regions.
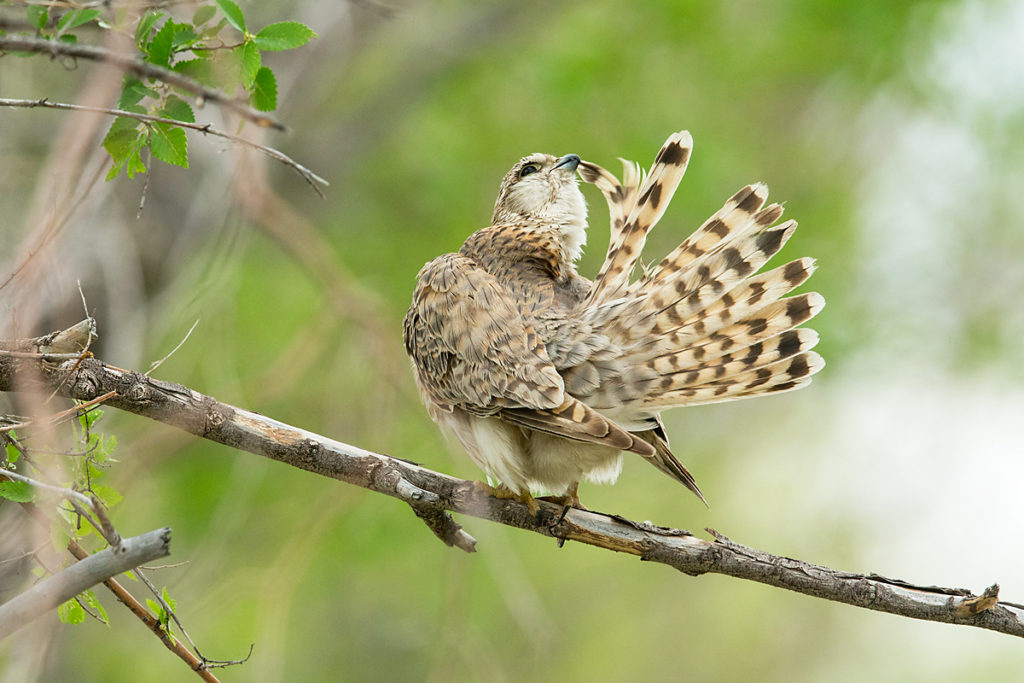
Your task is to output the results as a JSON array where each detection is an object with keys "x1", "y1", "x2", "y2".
[{"x1": 553, "y1": 154, "x2": 581, "y2": 172}]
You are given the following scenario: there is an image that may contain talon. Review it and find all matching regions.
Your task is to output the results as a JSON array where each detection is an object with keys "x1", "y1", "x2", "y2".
[
  {"x1": 537, "y1": 482, "x2": 587, "y2": 511},
  {"x1": 475, "y1": 481, "x2": 539, "y2": 514}
]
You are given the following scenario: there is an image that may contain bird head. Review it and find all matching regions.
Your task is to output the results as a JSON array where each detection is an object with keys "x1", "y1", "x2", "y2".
[{"x1": 492, "y1": 153, "x2": 588, "y2": 262}]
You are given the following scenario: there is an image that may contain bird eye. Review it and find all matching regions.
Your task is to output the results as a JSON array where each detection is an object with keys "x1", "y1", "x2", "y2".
[{"x1": 519, "y1": 164, "x2": 540, "y2": 178}]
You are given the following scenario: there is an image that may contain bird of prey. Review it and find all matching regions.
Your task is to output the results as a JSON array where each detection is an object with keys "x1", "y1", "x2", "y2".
[{"x1": 403, "y1": 131, "x2": 824, "y2": 508}]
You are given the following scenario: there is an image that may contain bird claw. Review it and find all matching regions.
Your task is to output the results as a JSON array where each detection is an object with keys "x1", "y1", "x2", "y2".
[{"x1": 473, "y1": 481, "x2": 539, "y2": 514}]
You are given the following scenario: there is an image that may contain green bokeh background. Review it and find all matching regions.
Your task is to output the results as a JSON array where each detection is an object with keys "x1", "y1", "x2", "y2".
[{"x1": 2, "y1": 1, "x2": 1023, "y2": 680}]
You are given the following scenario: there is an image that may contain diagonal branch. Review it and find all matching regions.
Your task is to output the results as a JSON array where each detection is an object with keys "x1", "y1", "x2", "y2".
[
  {"x1": 0, "y1": 35, "x2": 283, "y2": 131},
  {"x1": 1, "y1": 321, "x2": 1022, "y2": 638},
  {"x1": 0, "y1": 98, "x2": 328, "y2": 196},
  {"x1": 0, "y1": 527, "x2": 171, "y2": 640}
]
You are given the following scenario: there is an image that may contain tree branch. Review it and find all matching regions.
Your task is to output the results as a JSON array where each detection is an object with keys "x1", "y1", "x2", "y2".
[
  {"x1": 0, "y1": 98, "x2": 328, "y2": 196},
  {"x1": 2, "y1": 321, "x2": 1022, "y2": 638},
  {"x1": 0, "y1": 35, "x2": 283, "y2": 131},
  {"x1": 0, "y1": 527, "x2": 171, "y2": 640}
]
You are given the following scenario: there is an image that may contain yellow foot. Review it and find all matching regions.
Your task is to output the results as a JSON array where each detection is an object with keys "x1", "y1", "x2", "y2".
[
  {"x1": 537, "y1": 482, "x2": 587, "y2": 510},
  {"x1": 473, "y1": 481, "x2": 539, "y2": 514}
]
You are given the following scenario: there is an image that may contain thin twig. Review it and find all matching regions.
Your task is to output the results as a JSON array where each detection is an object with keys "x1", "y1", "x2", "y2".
[
  {"x1": 0, "y1": 35, "x2": 283, "y2": 131},
  {"x1": 0, "y1": 98, "x2": 328, "y2": 195},
  {"x1": 147, "y1": 319, "x2": 200, "y2": 376},
  {"x1": 0, "y1": 390, "x2": 117, "y2": 434},
  {"x1": 0, "y1": 469, "x2": 93, "y2": 509}
]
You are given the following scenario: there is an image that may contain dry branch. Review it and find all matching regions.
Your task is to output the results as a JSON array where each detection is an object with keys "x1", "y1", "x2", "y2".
[
  {"x1": 0, "y1": 527, "x2": 171, "y2": 640},
  {"x1": 1, "y1": 321, "x2": 1022, "y2": 639}
]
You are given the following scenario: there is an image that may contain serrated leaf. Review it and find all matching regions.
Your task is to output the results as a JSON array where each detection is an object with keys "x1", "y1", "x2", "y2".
[
  {"x1": 215, "y1": 0, "x2": 246, "y2": 33},
  {"x1": 56, "y1": 8, "x2": 102, "y2": 35},
  {"x1": 149, "y1": 124, "x2": 188, "y2": 168},
  {"x1": 193, "y1": 5, "x2": 216, "y2": 26},
  {"x1": 135, "y1": 10, "x2": 164, "y2": 48},
  {"x1": 0, "y1": 480, "x2": 34, "y2": 503},
  {"x1": 237, "y1": 41, "x2": 261, "y2": 88},
  {"x1": 126, "y1": 145, "x2": 147, "y2": 179},
  {"x1": 161, "y1": 587, "x2": 177, "y2": 612},
  {"x1": 147, "y1": 19, "x2": 175, "y2": 68},
  {"x1": 253, "y1": 22, "x2": 316, "y2": 51},
  {"x1": 26, "y1": 5, "x2": 48, "y2": 30},
  {"x1": 58, "y1": 598, "x2": 85, "y2": 625},
  {"x1": 160, "y1": 95, "x2": 195, "y2": 123},
  {"x1": 250, "y1": 66, "x2": 277, "y2": 111},
  {"x1": 81, "y1": 589, "x2": 109, "y2": 625}
]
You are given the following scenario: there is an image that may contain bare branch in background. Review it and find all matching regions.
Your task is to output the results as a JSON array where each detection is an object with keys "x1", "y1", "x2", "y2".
[
  {"x1": 0, "y1": 527, "x2": 171, "y2": 640},
  {"x1": 0, "y1": 36, "x2": 284, "y2": 131},
  {"x1": 2, "y1": 321, "x2": 1022, "y2": 639}
]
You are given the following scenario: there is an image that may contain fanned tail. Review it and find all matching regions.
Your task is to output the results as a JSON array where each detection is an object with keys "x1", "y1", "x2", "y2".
[
  {"x1": 570, "y1": 134, "x2": 825, "y2": 503},
  {"x1": 582, "y1": 131, "x2": 693, "y2": 307}
]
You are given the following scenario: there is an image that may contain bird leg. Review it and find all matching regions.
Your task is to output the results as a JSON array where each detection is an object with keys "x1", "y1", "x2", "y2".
[
  {"x1": 473, "y1": 481, "x2": 539, "y2": 514},
  {"x1": 537, "y1": 481, "x2": 587, "y2": 511}
]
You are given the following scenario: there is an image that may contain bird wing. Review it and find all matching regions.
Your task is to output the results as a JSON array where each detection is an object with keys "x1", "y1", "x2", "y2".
[{"x1": 403, "y1": 252, "x2": 654, "y2": 456}]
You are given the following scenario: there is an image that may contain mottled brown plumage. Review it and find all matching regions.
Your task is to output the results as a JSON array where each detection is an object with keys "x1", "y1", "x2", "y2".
[{"x1": 403, "y1": 132, "x2": 824, "y2": 505}]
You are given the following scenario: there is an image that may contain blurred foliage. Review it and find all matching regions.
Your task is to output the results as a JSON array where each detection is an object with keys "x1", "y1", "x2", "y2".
[{"x1": 2, "y1": 0, "x2": 1023, "y2": 681}]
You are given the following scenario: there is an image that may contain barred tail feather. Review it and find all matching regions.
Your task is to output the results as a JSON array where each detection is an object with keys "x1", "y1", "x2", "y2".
[
  {"x1": 585, "y1": 131, "x2": 693, "y2": 306},
  {"x1": 644, "y1": 351, "x2": 825, "y2": 409}
]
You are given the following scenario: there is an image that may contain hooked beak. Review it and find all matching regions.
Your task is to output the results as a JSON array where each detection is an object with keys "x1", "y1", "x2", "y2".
[{"x1": 552, "y1": 153, "x2": 581, "y2": 172}]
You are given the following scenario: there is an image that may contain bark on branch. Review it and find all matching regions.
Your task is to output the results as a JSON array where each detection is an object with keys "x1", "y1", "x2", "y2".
[
  {"x1": 0, "y1": 527, "x2": 172, "y2": 640},
  {"x1": 1, "y1": 321, "x2": 1022, "y2": 639}
]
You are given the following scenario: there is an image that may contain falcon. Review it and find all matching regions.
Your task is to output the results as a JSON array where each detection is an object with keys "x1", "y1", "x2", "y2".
[{"x1": 402, "y1": 131, "x2": 824, "y2": 508}]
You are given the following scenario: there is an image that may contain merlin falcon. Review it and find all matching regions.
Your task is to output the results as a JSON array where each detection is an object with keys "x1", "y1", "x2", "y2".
[{"x1": 402, "y1": 131, "x2": 824, "y2": 507}]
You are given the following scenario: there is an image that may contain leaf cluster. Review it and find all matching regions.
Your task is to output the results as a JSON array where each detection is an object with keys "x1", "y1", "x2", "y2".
[{"x1": 5, "y1": 1, "x2": 315, "y2": 179}]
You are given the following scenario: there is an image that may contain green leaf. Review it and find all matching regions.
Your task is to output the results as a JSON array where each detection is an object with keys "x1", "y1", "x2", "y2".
[
  {"x1": 160, "y1": 95, "x2": 195, "y2": 123},
  {"x1": 78, "y1": 405, "x2": 103, "y2": 431},
  {"x1": 146, "y1": 19, "x2": 175, "y2": 68},
  {"x1": 58, "y1": 598, "x2": 85, "y2": 625},
  {"x1": 26, "y1": 5, "x2": 48, "y2": 30},
  {"x1": 238, "y1": 41, "x2": 261, "y2": 88},
  {"x1": 173, "y1": 58, "x2": 215, "y2": 87},
  {"x1": 146, "y1": 598, "x2": 167, "y2": 623},
  {"x1": 125, "y1": 145, "x2": 148, "y2": 179},
  {"x1": 117, "y1": 78, "x2": 157, "y2": 112},
  {"x1": 215, "y1": 0, "x2": 246, "y2": 33},
  {"x1": 161, "y1": 587, "x2": 177, "y2": 613},
  {"x1": 193, "y1": 5, "x2": 217, "y2": 26},
  {"x1": 58, "y1": 34, "x2": 78, "y2": 44},
  {"x1": 93, "y1": 484, "x2": 123, "y2": 509},
  {"x1": 56, "y1": 8, "x2": 102, "y2": 35},
  {"x1": 5, "y1": 440, "x2": 20, "y2": 464},
  {"x1": 0, "y1": 480, "x2": 34, "y2": 503},
  {"x1": 135, "y1": 10, "x2": 164, "y2": 48},
  {"x1": 80, "y1": 589, "x2": 109, "y2": 625},
  {"x1": 253, "y1": 22, "x2": 316, "y2": 51},
  {"x1": 250, "y1": 66, "x2": 277, "y2": 111},
  {"x1": 149, "y1": 123, "x2": 188, "y2": 168}
]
